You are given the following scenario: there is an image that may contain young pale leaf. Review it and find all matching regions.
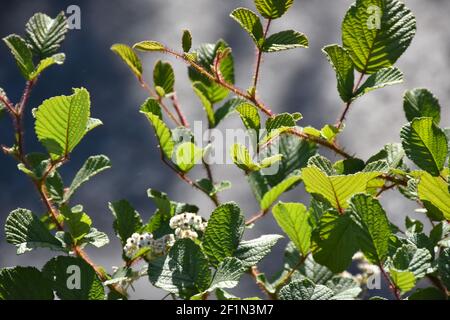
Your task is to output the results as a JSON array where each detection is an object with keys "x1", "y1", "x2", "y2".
[
  {"x1": 230, "y1": 8, "x2": 264, "y2": 47},
  {"x1": 322, "y1": 44, "x2": 355, "y2": 103},
  {"x1": 312, "y1": 210, "x2": 360, "y2": 273},
  {"x1": 273, "y1": 202, "x2": 312, "y2": 256},
  {"x1": 400, "y1": 117, "x2": 448, "y2": 176},
  {"x1": 133, "y1": 40, "x2": 165, "y2": 52},
  {"x1": 342, "y1": 0, "x2": 416, "y2": 74},
  {"x1": 83, "y1": 228, "x2": 109, "y2": 248},
  {"x1": 203, "y1": 202, "x2": 245, "y2": 266},
  {"x1": 25, "y1": 12, "x2": 68, "y2": 58},
  {"x1": 109, "y1": 200, "x2": 143, "y2": 245},
  {"x1": 279, "y1": 279, "x2": 334, "y2": 300},
  {"x1": 262, "y1": 30, "x2": 308, "y2": 52},
  {"x1": 389, "y1": 269, "x2": 415, "y2": 293},
  {"x1": 301, "y1": 167, "x2": 380, "y2": 211},
  {"x1": 35, "y1": 88, "x2": 91, "y2": 159},
  {"x1": 354, "y1": 67, "x2": 403, "y2": 98},
  {"x1": 148, "y1": 239, "x2": 211, "y2": 299},
  {"x1": 43, "y1": 256, "x2": 105, "y2": 300},
  {"x1": 417, "y1": 172, "x2": 450, "y2": 220},
  {"x1": 140, "y1": 101, "x2": 175, "y2": 159},
  {"x1": 111, "y1": 44, "x2": 143, "y2": 79},
  {"x1": 64, "y1": 155, "x2": 111, "y2": 202},
  {"x1": 260, "y1": 173, "x2": 302, "y2": 210},
  {"x1": 0, "y1": 267, "x2": 54, "y2": 300},
  {"x1": 3, "y1": 34, "x2": 35, "y2": 79},
  {"x1": 231, "y1": 143, "x2": 260, "y2": 172},
  {"x1": 5, "y1": 208, "x2": 64, "y2": 254},
  {"x1": 29, "y1": 53, "x2": 65, "y2": 80},
  {"x1": 349, "y1": 194, "x2": 391, "y2": 263},
  {"x1": 403, "y1": 88, "x2": 441, "y2": 124},
  {"x1": 174, "y1": 142, "x2": 203, "y2": 173},
  {"x1": 234, "y1": 235, "x2": 283, "y2": 268},
  {"x1": 235, "y1": 102, "x2": 261, "y2": 131},
  {"x1": 182, "y1": 29, "x2": 192, "y2": 52},
  {"x1": 254, "y1": 0, "x2": 294, "y2": 19},
  {"x1": 153, "y1": 60, "x2": 175, "y2": 95}
]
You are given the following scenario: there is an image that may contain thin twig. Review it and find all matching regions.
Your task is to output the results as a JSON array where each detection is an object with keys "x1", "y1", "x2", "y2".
[
  {"x1": 336, "y1": 72, "x2": 365, "y2": 129},
  {"x1": 252, "y1": 19, "x2": 272, "y2": 94},
  {"x1": 378, "y1": 263, "x2": 401, "y2": 300},
  {"x1": 170, "y1": 93, "x2": 189, "y2": 127}
]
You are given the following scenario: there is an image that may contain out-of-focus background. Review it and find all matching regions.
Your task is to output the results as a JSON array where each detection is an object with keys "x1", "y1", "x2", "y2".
[{"x1": 0, "y1": 0, "x2": 449, "y2": 299}]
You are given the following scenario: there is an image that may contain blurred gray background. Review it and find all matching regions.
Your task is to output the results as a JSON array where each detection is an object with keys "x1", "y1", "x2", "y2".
[{"x1": 0, "y1": 0, "x2": 448, "y2": 299}]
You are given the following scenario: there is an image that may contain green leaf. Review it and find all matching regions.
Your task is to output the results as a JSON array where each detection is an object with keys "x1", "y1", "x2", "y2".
[
  {"x1": 354, "y1": 67, "x2": 403, "y2": 98},
  {"x1": 301, "y1": 166, "x2": 380, "y2": 211},
  {"x1": 25, "y1": 12, "x2": 68, "y2": 58},
  {"x1": 111, "y1": 43, "x2": 143, "y2": 79},
  {"x1": 174, "y1": 142, "x2": 203, "y2": 173},
  {"x1": 438, "y1": 249, "x2": 450, "y2": 289},
  {"x1": 234, "y1": 234, "x2": 283, "y2": 268},
  {"x1": 188, "y1": 40, "x2": 234, "y2": 104},
  {"x1": 0, "y1": 267, "x2": 54, "y2": 300},
  {"x1": 29, "y1": 53, "x2": 66, "y2": 80},
  {"x1": 322, "y1": 44, "x2": 355, "y2": 103},
  {"x1": 203, "y1": 202, "x2": 245, "y2": 266},
  {"x1": 140, "y1": 100, "x2": 174, "y2": 158},
  {"x1": 208, "y1": 258, "x2": 245, "y2": 291},
  {"x1": 279, "y1": 279, "x2": 334, "y2": 300},
  {"x1": 308, "y1": 155, "x2": 335, "y2": 176},
  {"x1": 3, "y1": 34, "x2": 34, "y2": 79},
  {"x1": 273, "y1": 202, "x2": 311, "y2": 256},
  {"x1": 196, "y1": 179, "x2": 232, "y2": 196},
  {"x1": 5, "y1": 208, "x2": 64, "y2": 254},
  {"x1": 153, "y1": 60, "x2": 175, "y2": 95},
  {"x1": 400, "y1": 117, "x2": 448, "y2": 176},
  {"x1": 83, "y1": 228, "x2": 109, "y2": 248},
  {"x1": 254, "y1": 0, "x2": 294, "y2": 19},
  {"x1": 61, "y1": 206, "x2": 92, "y2": 243},
  {"x1": 409, "y1": 287, "x2": 447, "y2": 300},
  {"x1": 43, "y1": 256, "x2": 105, "y2": 300},
  {"x1": 342, "y1": 0, "x2": 416, "y2": 74},
  {"x1": 392, "y1": 244, "x2": 432, "y2": 279},
  {"x1": 133, "y1": 40, "x2": 165, "y2": 52},
  {"x1": 230, "y1": 8, "x2": 264, "y2": 47},
  {"x1": 260, "y1": 173, "x2": 302, "y2": 210},
  {"x1": 249, "y1": 135, "x2": 317, "y2": 200},
  {"x1": 182, "y1": 29, "x2": 192, "y2": 52},
  {"x1": 192, "y1": 82, "x2": 216, "y2": 126},
  {"x1": 63, "y1": 155, "x2": 111, "y2": 202},
  {"x1": 266, "y1": 113, "x2": 297, "y2": 133},
  {"x1": 109, "y1": 200, "x2": 143, "y2": 245},
  {"x1": 403, "y1": 88, "x2": 441, "y2": 124},
  {"x1": 262, "y1": 30, "x2": 308, "y2": 52},
  {"x1": 236, "y1": 102, "x2": 261, "y2": 131},
  {"x1": 148, "y1": 239, "x2": 211, "y2": 298},
  {"x1": 312, "y1": 210, "x2": 359, "y2": 273},
  {"x1": 389, "y1": 269, "x2": 415, "y2": 293},
  {"x1": 35, "y1": 88, "x2": 91, "y2": 159},
  {"x1": 417, "y1": 172, "x2": 450, "y2": 220},
  {"x1": 349, "y1": 194, "x2": 390, "y2": 263},
  {"x1": 214, "y1": 98, "x2": 245, "y2": 126}
]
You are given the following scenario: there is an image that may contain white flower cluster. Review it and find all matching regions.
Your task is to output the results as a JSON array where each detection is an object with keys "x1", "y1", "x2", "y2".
[
  {"x1": 123, "y1": 232, "x2": 175, "y2": 258},
  {"x1": 169, "y1": 212, "x2": 207, "y2": 240}
]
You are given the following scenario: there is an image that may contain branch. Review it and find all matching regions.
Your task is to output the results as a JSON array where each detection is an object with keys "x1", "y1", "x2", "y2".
[
  {"x1": 170, "y1": 93, "x2": 189, "y2": 127},
  {"x1": 161, "y1": 47, "x2": 274, "y2": 116},
  {"x1": 378, "y1": 263, "x2": 401, "y2": 300},
  {"x1": 245, "y1": 209, "x2": 268, "y2": 225},
  {"x1": 252, "y1": 19, "x2": 272, "y2": 94},
  {"x1": 249, "y1": 266, "x2": 277, "y2": 300},
  {"x1": 274, "y1": 254, "x2": 309, "y2": 294}
]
